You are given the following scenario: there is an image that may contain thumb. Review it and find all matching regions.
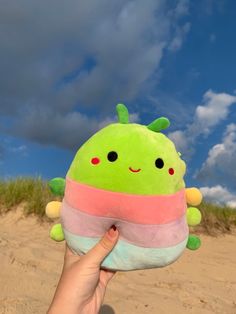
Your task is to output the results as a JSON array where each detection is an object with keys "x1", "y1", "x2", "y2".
[{"x1": 85, "y1": 225, "x2": 119, "y2": 265}]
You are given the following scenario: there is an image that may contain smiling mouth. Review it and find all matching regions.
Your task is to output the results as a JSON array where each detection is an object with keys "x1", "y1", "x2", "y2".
[{"x1": 129, "y1": 167, "x2": 141, "y2": 173}]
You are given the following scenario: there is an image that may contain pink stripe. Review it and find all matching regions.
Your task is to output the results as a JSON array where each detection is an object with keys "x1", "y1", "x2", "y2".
[
  {"x1": 61, "y1": 200, "x2": 189, "y2": 248},
  {"x1": 65, "y1": 177, "x2": 187, "y2": 224}
]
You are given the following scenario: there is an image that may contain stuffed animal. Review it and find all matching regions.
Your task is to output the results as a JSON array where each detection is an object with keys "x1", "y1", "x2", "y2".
[{"x1": 46, "y1": 104, "x2": 202, "y2": 271}]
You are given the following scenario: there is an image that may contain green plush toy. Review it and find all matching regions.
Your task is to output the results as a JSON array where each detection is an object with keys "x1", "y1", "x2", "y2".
[{"x1": 46, "y1": 104, "x2": 202, "y2": 271}]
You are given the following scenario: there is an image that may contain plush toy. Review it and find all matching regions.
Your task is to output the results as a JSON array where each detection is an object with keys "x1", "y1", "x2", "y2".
[{"x1": 46, "y1": 104, "x2": 202, "y2": 271}]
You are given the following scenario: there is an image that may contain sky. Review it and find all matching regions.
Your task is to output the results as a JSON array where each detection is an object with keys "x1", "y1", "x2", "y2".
[{"x1": 0, "y1": 0, "x2": 236, "y2": 207}]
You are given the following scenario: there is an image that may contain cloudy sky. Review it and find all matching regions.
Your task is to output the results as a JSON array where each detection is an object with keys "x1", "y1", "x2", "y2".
[{"x1": 1, "y1": 0, "x2": 236, "y2": 207}]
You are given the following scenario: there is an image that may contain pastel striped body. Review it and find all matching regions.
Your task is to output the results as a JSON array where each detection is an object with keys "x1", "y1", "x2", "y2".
[{"x1": 61, "y1": 178, "x2": 189, "y2": 270}]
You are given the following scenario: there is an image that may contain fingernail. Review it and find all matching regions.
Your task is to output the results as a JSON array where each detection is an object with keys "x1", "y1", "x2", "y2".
[{"x1": 108, "y1": 225, "x2": 117, "y2": 238}]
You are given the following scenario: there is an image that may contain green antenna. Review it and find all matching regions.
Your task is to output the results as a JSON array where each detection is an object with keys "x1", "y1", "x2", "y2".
[
  {"x1": 147, "y1": 117, "x2": 170, "y2": 132},
  {"x1": 116, "y1": 103, "x2": 129, "y2": 124}
]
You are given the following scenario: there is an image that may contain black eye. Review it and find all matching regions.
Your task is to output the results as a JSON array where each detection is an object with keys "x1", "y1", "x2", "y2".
[
  {"x1": 107, "y1": 151, "x2": 118, "y2": 162},
  {"x1": 155, "y1": 158, "x2": 164, "y2": 169}
]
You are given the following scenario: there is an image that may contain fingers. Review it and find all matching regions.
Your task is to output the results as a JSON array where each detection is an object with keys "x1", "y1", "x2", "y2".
[{"x1": 86, "y1": 225, "x2": 119, "y2": 265}]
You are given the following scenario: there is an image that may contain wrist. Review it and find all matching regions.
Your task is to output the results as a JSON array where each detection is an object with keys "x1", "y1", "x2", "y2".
[
  {"x1": 47, "y1": 301, "x2": 80, "y2": 314},
  {"x1": 47, "y1": 290, "x2": 82, "y2": 314}
]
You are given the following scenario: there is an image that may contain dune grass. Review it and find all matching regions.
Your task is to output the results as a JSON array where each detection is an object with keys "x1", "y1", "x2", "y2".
[
  {"x1": 196, "y1": 202, "x2": 236, "y2": 235},
  {"x1": 0, "y1": 177, "x2": 61, "y2": 219},
  {"x1": 0, "y1": 177, "x2": 236, "y2": 233}
]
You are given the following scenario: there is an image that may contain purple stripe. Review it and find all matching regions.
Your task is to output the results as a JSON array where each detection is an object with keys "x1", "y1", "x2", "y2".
[{"x1": 61, "y1": 200, "x2": 189, "y2": 248}]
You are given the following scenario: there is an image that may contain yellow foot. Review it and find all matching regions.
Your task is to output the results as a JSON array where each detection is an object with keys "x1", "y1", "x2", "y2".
[
  {"x1": 45, "y1": 201, "x2": 62, "y2": 218},
  {"x1": 185, "y1": 188, "x2": 202, "y2": 206}
]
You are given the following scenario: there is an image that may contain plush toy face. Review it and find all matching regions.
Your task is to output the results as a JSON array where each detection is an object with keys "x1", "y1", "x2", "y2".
[{"x1": 67, "y1": 123, "x2": 186, "y2": 195}]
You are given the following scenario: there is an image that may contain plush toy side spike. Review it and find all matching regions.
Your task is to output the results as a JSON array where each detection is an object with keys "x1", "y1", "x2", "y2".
[
  {"x1": 116, "y1": 103, "x2": 129, "y2": 124},
  {"x1": 147, "y1": 117, "x2": 170, "y2": 132}
]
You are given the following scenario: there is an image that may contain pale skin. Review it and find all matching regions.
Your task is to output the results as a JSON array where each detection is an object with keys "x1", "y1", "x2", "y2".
[{"x1": 47, "y1": 226, "x2": 119, "y2": 314}]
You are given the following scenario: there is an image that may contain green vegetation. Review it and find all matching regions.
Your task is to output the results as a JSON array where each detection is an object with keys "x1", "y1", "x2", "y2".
[
  {"x1": 0, "y1": 177, "x2": 235, "y2": 234},
  {"x1": 197, "y1": 202, "x2": 236, "y2": 235},
  {"x1": 0, "y1": 177, "x2": 61, "y2": 219}
]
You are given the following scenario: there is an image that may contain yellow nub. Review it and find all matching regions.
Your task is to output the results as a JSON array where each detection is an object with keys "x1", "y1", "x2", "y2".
[
  {"x1": 185, "y1": 188, "x2": 202, "y2": 206},
  {"x1": 45, "y1": 201, "x2": 62, "y2": 218}
]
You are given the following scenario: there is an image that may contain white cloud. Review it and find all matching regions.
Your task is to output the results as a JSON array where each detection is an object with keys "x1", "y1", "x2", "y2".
[
  {"x1": 195, "y1": 123, "x2": 236, "y2": 188},
  {"x1": 168, "y1": 130, "x2": 190, "y2": 155},
  {"x1": 200, "y1": 185, "x2": 236, "y2": 208},
  {"x1": 168, "y1": 90, "x2": 236, "y2": 156},
  {"x1": 194, "y1": 90, "x2": 236, "y2": 134}
]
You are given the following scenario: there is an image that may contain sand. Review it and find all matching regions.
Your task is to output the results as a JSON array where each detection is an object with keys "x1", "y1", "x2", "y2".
[{"x1": 0, "y1": 207, "x2": 236, "y2": 314}]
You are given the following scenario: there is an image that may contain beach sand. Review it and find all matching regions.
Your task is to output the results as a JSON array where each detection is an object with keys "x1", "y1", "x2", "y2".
[{"x1": 0, "y1": 207, "x2": 235, "y2": 314}]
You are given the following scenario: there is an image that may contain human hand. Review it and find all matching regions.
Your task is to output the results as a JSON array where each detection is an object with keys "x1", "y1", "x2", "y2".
[{"x1": 47, "y1": 225, "x2": 119, "y2": 314}]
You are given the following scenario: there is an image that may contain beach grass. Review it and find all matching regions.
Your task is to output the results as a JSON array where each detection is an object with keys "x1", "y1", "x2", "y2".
[
  {"x1": 196, "y1": 202, "x2": 236, "y2": 235},
  {"x1": 0, "y1": 177, "x2": 236, "y2": 233},
  {"x1": 0, "y1": 177, "x2": 61, "y2": 219}
]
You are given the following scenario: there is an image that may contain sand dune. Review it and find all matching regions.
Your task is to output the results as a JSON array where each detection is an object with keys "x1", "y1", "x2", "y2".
[{"x1": 0, "y1": 207, "x2": 236, "y2": 314}]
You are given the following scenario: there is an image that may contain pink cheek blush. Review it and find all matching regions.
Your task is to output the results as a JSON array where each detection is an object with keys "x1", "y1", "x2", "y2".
[
  {"x1": 91, "y1": 157, "x2": 100, "y2": 165},
  {"x1": 169, "y1": 168, "x2": 174, "y2": 175}
]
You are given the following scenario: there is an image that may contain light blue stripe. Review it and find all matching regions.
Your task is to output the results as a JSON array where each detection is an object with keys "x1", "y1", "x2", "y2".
[{"x1": 63, "y1": 229, "x2": 188, "y2": 271}]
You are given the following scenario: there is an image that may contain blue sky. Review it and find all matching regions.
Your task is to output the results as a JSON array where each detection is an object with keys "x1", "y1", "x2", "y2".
[{"x1": 1, "y1": 0, "x2": 236, "y2": 207}]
